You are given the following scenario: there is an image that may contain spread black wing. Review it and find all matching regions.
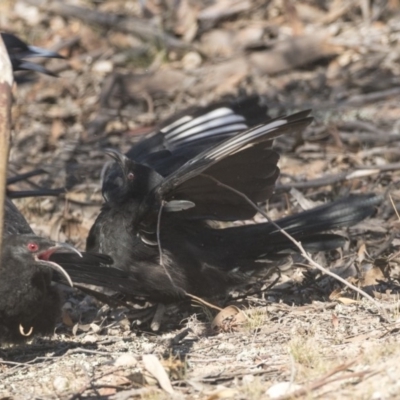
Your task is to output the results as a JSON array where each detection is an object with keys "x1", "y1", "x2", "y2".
[
  {"x1": 125, "y1": 96, "x2": 270, "y2": 175},
  {"x1": 141, "y1": 111, "x2": 312, "y2": 222}
]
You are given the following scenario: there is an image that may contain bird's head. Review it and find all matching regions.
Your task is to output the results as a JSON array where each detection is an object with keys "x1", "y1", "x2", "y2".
[
  {"x1": 1, "y1": 234, "x2": 78, "y2": 287},
  {"x1": 102, "y1": 149, "x2": 163, "y2": 204}
]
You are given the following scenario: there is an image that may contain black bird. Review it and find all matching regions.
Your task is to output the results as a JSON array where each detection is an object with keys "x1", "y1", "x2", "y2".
[
  {"x1": 88, "y1": 109, "x2": 381, "y2": 303},
  {"x1": 2, "y1": 32, "x2": 62, "y2": 76},
  {"x1": 0, "y1": 199, "x2": 77, "y2": 343},
  {"x1": 0, "y1": 198, "x2": 152, "y2": 343},
  {"x1": 0, "y1": 235, "x2": 76, "y2": 343},
  {"x1": 4, "y1": 199, "x2": 144, "y2": 305}
]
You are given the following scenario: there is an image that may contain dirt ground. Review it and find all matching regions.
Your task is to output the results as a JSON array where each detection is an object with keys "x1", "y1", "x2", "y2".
[{"x1": 2, "y1": 0, "x2": 400, "y2": 398}]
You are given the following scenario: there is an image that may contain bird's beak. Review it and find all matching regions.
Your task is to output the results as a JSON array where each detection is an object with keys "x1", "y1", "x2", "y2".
[
  {"x1": 36, "y1": 242, "x2": 81, "y2": 287},
  {"x1": 104, "y1": 148, "x2": 128, "y2": 168},
  {"x1": 38, "y1": 241, "x2": 82, "y2": 260}
]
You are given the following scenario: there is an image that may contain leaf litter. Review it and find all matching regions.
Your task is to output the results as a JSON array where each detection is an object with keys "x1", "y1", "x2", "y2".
[{"x1": 2, "y1": 0, "x2": 400, "y2": 398}]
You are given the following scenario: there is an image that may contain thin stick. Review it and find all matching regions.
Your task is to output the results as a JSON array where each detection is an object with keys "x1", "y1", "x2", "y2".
[
  {"x1": 156, "y1": 201, "x2": 222, "y2": 311},
  {"x1": 156, "y1": 200, "x2": 175, "y2": 287},
  {"x1": 389, "y1": 193, "x2": 400, "y2": 221},
  {"x1": 185, "y1": 293, "x2": 223, "y2": 311},
  {"x1": 0, "y1": 37, "x2": 13, "y2": 267},
  {"x1": 202, "y1": 174, "x2": 388, "y2": 319}
]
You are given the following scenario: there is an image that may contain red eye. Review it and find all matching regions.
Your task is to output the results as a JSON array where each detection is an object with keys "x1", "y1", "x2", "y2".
[
  {"x1": 27, "y1": 243, "x2": 39, "y2": 252},
  {"x1": 127, "y1": 172, "x2": 135, "y2": 180}
]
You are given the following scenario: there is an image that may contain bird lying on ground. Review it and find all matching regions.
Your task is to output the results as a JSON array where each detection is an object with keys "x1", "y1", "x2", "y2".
[
  {"x1": 0, "y1": 199, "x2": 77, "y2": 343},
  {"x1": 0, "y1": 198, "x2": 143, "y2": 344},
  {"x1": 2, "y1": 32, "x2": 62, "y2": 76},
  {"x1": 87, "y1": 104, "x2": 381, "y2": 305}
]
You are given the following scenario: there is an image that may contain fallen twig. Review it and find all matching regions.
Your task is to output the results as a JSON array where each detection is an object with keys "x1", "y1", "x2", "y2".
[
  {"x1": 276, "y1": 360, "x2": 377, "y2": 400},
  {"x1": 202, "y1": 174, "x2": 390, "y2": 320}
]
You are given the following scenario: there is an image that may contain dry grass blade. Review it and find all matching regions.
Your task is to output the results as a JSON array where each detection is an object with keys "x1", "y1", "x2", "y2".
[{"x1": 389, "y1": 193, "x2": 400, "y2": 221}]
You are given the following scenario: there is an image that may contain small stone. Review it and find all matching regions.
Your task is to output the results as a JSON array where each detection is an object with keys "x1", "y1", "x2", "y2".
[
  {"x1": 182, "y1": 52, "x2": 202, "y2": 70},
  {"x1": 92, "y1": 60, "x2": 113, "y2": 74},
  {"x1": 266, "y1": 382, "x2": 302, "y2": 399},
  {"x1": 53, "y1": 376, "x2": 69, "y2": 392},
  {"x1": 114, "y1": 353, "x2": 138, "y2": 367}
]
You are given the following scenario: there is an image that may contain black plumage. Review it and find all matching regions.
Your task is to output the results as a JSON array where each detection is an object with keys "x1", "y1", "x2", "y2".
[
  {"x1": 0, "y1": 200, "x2": 78, "y2": 343},
  {"x1": 4, "y1": 198, "x2": 143, "y2": 298},
  {"x1": 0, "y1": 235, "x2": 76, "y2": 343},
  {"x1": 123, "y1": 96, "x2": 269, "y2": 177},
  {"x1": 88, "y1": 106, "x2": 381, "y2": 303},
  {"x1": 1, "y1": 198, "x2": 145, "y2": 343},
  {"x1": 2, "y1": 32, "x2": 62, "y2": 76}
]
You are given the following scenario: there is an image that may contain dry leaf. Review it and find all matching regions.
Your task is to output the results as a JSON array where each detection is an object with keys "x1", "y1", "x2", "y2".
[
  {"x1": 90, "y1": 323, "x2": 101, "y2": 333},
  {"x1": 357, "y1": 243, "x2": 367, "y2": 263},
  {"x1": 211, "y1": 305, "x2": 248, "y2": 332},
  {"x1": 142, "y1": 354, "x2": 174, "y2": 394},
  {"x1": 250, "y1": 34, "x2": 340, "y2": 75},
  {"x1": 206, "y1": 388, "x2": 239, "y2": 399},
  {"x1": 331, "y1": 313, "x2": 339, "y2": 329},
  {"x1": 266, "y1": 382, "x2": 302, "y2": 399},
  {"x1": 361, "y1": 266, "x2": 385, "y2": 287},
  {"x1": 201, "y1": 29, "x2": 234, "y2": 57},
  {"x1": 329, "y1": 288, "x2": 342, "y2": 300},
  {"x1": 114, "y1": 353, "x2": 138, "y2": 367},
  {"x1": 290, "y1": 188, "x2": 321, "y2": 210},
  {"x1": 97, "y1": 373, "x2": 131, "y2": 394},
  {"x1": 336, "y1": 297, "x2": 359, "y2": 305},
  {"x1": 50, "y1": 118, "x2": 64, "y2": 146},
  {"x1": 82, "y1": 334, "x2": 98, "y2": 343},
  {"x1": 98, "y1": 387, "x2": 117, "y2": 396},
  {"x1": 173, "y1": 0, "x2": 198, "y2": 42},
  {"x1": 199, "y1": 0, "x2": 251, "y2": 21},
  {"x1": 195, "y1": 59, "x2": 248, "y2": 96}
]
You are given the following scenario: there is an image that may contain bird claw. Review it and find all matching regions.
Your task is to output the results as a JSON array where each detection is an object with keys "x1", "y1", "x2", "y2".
[{"x1": 19, "y1": 324, "x2": 33, "y2": 337}]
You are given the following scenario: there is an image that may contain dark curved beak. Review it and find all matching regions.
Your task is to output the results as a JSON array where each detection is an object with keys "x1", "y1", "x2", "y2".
[
  {"x1": 37, "y1": 242, "x2": 82, "y2": 287},
  {"x1": 104, "y1": 148, "x2": 129, "y2": 168},
  {"x1": 38, "y1": 241, "x2": 82, "y2": 260}
]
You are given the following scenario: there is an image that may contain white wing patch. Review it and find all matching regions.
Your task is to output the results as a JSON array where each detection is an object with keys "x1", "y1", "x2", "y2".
[
  {"x1": 170, "y1": 123, "x2": 248, "y2": 147},
  {"x1": 161, "y1": 115, "x2": 193, "y2": 133},
  {"x1": 207, "y1": 118, "x2": 289, "y2": 161},
  {"x1": 161, "y1": 107, "x2": 248, "y2": 146}
]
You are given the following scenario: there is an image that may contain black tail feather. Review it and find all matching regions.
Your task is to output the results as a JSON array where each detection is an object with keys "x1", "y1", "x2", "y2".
[
  {"x1": 200, "y1": 194, "x2": 381, "y2": 263},
  {"x1": 267, "y1": 193, "x2": 381, "y2": 237},
  {"x1": 49, "y1": 252, "x2": 150, "y2": 298}
]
